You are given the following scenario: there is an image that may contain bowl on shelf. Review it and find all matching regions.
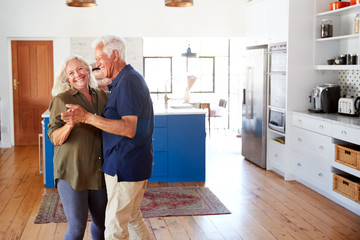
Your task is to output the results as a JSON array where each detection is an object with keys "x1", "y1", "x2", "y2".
[
  {"x1": 327, "y1": 58, "x2": 335, "y2": 65},
  {"x1": 330, "y1": 1, "x2": 350, "y2": 10}
]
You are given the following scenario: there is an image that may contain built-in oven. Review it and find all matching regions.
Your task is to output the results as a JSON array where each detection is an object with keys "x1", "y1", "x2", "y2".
[
  {"x1": 267, "y1": 42, "x2": 287, "y2": 133},
  {"x1": 268, "y1": 108, "x2": 285, "y2": 134},
  {"x1": 268, "y1": 42, "x2": 287, "y2": 109},
  {"x1": 269, "y1": 73, "x2": 286, "y2": 109},
  {"x1": 268, "y1": 42, "x2": 287, "y2": 72}
]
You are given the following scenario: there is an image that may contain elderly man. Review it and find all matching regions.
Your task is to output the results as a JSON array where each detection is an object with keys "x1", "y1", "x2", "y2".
[{"x1": 62, "y1": 35, "x2": 154, "y2": 240}]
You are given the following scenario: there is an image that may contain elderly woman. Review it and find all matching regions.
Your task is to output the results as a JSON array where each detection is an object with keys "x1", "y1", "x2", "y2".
[{"x1": 47, "y1": 55, "x2": 108, "y2": 240}]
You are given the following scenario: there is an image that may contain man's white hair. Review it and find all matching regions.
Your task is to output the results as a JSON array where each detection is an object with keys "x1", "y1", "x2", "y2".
[{"x1": 92, "y1": 34, "x2": 126, "y2": 62}]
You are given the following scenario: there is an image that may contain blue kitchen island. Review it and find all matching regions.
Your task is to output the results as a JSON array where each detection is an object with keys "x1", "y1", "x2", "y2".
[{"x1": 41, "y1": 106, "x2": 206, "y2": 188}]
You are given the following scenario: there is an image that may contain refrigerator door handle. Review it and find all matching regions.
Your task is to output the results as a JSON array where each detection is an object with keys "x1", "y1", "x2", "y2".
[
  {"x1": 243, "y1": 88, "x2": 246, "y2": 105},
  {"x1": 245, "y1": 66, "x2": 254, "y2": 119}
]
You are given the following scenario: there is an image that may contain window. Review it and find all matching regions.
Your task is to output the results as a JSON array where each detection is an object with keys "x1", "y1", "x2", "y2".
[
  {"x1": 187, "y1": 56, "x2": 215, "y2": 93},
  {"x1": 143, "y1": 57, "x2": 172, "y2": 93}
]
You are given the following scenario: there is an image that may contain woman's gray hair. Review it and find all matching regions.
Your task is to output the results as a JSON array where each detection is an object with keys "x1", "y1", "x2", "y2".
[
  {"x1": 51, "y1": 55, "x2": 97, "y2": 96},
  {"x1": 92, "y1": 34, "x2": 126, "y2": 62}
]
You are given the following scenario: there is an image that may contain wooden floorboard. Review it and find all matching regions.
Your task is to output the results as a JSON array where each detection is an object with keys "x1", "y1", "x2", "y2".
[{"x1": 0, "y1": 132, "x2": 359, "y2": 240}]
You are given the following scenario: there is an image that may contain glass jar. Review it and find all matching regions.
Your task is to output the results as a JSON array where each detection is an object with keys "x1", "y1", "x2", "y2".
[
  {"x1": 340, "y1": 54, "x2": 346, "y2": 65},
  {"x1": 321, "y1": 19, "x2": 333, "y2": 38},
  {"x1": 351, "y1": 54, "x2": 358, "y2": 65},
  {"x1": 355, "y1": 14, "x2": 360, "y2": 34}
]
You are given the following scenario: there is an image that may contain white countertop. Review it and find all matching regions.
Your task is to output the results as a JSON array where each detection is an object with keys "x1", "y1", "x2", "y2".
[
  {"x1": 154, "y1": 103, "x2": 206, "y2": 115},
  {"x1": 294, "y1": 111, "x2": 360, "y2": 130},
  {"x1": 42, "y1": 103, "x2": 206, "y2": 118}
]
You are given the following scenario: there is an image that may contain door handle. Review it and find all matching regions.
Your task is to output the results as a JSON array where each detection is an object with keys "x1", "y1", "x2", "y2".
[
  {"x1": 13, "y1": 79, "x2": 20, "y2": 90},
  {"x1": 245, "y1": 66, "x2": 254, "y2": 119},
  {"x1": 243, "y1": 89, "x2": 246, "y2": 105}
]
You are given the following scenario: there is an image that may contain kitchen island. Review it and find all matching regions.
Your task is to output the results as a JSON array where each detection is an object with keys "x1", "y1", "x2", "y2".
[
  {"x1": 291, "y1": 111, "x2": 360, "y2": 215},
  {"x1": 41, "y1": 105, "x2": 206, "y2": 188}
]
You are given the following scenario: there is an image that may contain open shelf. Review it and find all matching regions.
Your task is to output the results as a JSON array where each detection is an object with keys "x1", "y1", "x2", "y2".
[
  {"x1": 316, "y1": 34, "x2": 360, "y2": 41},
  {"x1": 315, "y1": 65, "x2": 360, "y2": 70},
  {"x1": 317, "y1": 4, "x2": 360, "y2": 16}
]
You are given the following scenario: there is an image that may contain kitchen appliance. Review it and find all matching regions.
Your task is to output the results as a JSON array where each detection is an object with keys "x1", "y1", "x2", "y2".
[
  {"x1": 308, "y1": 83, "x2": 340, "y2": 113},
  {"x1": 268, "y1": 109, "x2": 285, "y2": 133},
  {"x1": 338, "y1": 97, "x2": 357, "y2": 115},
  {"x1": 242, "y1": 44, "x2": 267, "y2": 169},
  {"x1": 268, "y1": 42, "x2": 287, "y2": 109}
]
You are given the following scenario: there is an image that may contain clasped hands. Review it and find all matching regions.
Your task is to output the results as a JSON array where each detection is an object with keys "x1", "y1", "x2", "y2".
[{"x1": 61, "y1": 104, "x2": 89, "y2": 125}]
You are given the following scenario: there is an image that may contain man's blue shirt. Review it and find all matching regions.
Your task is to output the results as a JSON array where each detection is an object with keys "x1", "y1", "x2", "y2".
[{"x1": 101, "y1": 64, "x2": 154, "y2": 181}]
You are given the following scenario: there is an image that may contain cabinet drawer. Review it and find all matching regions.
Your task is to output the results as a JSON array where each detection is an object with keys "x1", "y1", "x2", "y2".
[
  {"x1": 292, "y1": 152, "x2": 331, "y2": 191},
  {"x1": 291, "y1": 127, "x2": 334, "y2": 161},
  {"x1": 155, "y1": 115, "x2": 167, "y2": 127},
  {"x1": 292, "y1": 113, "x2": 331, "y2": 135},
  {"x1": 268, "y1": 140, "x2": 285, "y2": 173},
  {"x1": 332, "y1": 124, "x2": 360, "y2": 145},
  {"x1": 152, "y1": 151, "x2": 168, "y2": 177},
  {"x1": 153, "y1": 127, "x2": 167, "y2": 151}
]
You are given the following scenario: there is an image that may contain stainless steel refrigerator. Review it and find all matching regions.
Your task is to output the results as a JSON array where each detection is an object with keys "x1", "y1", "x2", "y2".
[{"x1": 241, "y1": 45, "x2": 267, "y2": 168}]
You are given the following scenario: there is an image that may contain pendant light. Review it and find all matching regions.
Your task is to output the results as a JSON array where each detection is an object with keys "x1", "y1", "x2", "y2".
[
  {"x1": 66, "y1": 0, "x2": 97, "y2": 7},
  {"x1": 165, "y1": 0, "x2": 193, "y2": 7},
  {"x1": 181, "y1": 46, "x2": 197, "y2": 58},
  {"x1": 182, "y1": 45, "x2": 197, "y2": 73}
]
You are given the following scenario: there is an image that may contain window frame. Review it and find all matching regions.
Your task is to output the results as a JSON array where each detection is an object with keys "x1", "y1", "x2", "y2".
[
  {"x1": 143, "y1": 56, "x2": 173, "y2": 94},
  {"x1": 188, "y1": 56, "x2": 215, "y2": 93}
]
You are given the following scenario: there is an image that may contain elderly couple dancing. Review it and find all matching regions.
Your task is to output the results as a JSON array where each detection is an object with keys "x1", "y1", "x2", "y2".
[{"x1": 48, "y1": 34, "x2": 154, "y2": 240}]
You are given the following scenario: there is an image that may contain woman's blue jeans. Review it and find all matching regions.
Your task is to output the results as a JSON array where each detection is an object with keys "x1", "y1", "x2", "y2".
[{"x1": 57, "y1": 179, "x2": 107, "y2": 240}]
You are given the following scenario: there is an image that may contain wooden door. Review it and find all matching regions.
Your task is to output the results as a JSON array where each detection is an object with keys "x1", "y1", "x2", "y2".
[{"x1": 11, "y1": 41, "x2": 53, "y2": 145}]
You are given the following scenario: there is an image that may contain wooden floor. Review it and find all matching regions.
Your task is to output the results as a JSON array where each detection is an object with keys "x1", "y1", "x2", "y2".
[{"x1": 1, "y1": 131, "x2": 360, "y2": 240}]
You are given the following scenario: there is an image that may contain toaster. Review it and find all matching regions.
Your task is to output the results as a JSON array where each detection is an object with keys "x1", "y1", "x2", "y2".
[{"x1": 338, "y1": 98, "x2": 356, "y2": 115}]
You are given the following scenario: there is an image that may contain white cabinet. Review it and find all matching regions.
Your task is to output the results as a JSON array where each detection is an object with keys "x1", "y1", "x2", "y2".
[
  {"x1": 291, "y1": 112, "x2": 360, "y2": 215},
  {"x1": 292, "y1": 114, "x2": 332, "y2": 136},
  {"x1": 267, "y1": 138, "x2": 285, "y2": 175},
  {"x1": 291, "y1": 152, "x2": 332, "y2": 193},
  {"x1": 245, "y1": 0, "x2": 289, "y2": 44},
  {"x1": 332, "y1": 123, "x2": 360, "y2": 145},
  {"x1": 291, "y1": 120, "x2": 333, "y2": 193},
  {"x1": 315, "y1": 2, "x2": 360, "y2": 70}
]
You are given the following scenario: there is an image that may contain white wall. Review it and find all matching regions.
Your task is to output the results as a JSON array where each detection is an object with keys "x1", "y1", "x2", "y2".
[{"x1": 0, "y1": 0, "x2": 247, "y2": 147}]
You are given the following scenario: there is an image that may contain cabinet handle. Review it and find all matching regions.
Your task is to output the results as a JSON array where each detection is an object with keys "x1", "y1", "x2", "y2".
[
  {"x1": 319, "y1": 125, "x2": 324, "y2": 129},
  {"x1": 38, "y1": 134, "x2": 44, "y2": 174},
  {"x1": 341, "y1": 130, "x2": 347, "y2": 135},
  {"x1": 318, "y1": 172, "x2": 323, "y2": 177},
  {"x1": 298, "y1": 138, "x2": 302, "y2": 142},
  {"x1": 319, "y1": 145, "x2": 324, "y2": 150},
  {"x1": 297, "y1": 163, "x2": 301, "y2": 167},
  {"x1": 274, "y1": 154, "x2": 278, "y2": 157}
]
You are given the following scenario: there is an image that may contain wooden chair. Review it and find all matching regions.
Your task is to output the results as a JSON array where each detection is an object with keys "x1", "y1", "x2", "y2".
[
  {"x1": 200, "y1": 103, "x2": 211, "y2": 135},
  {"x1": 210, "y1": 99, "x2": 227, "y2": 133}
]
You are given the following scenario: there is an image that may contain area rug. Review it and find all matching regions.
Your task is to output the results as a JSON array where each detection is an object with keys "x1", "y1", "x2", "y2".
[{"x1": 34, "y1": 186, "x2": 231, "y2": 224}]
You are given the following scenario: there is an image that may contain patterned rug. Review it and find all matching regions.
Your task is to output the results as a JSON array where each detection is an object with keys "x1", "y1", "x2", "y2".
[{"x1": 34, "y1": 186, "x2": 231, "y2": 224}]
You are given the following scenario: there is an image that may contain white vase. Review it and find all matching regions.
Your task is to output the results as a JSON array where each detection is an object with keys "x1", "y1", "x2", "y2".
[{"x1": 184, "y1": 88, "x2": 190, "y2": 103}]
